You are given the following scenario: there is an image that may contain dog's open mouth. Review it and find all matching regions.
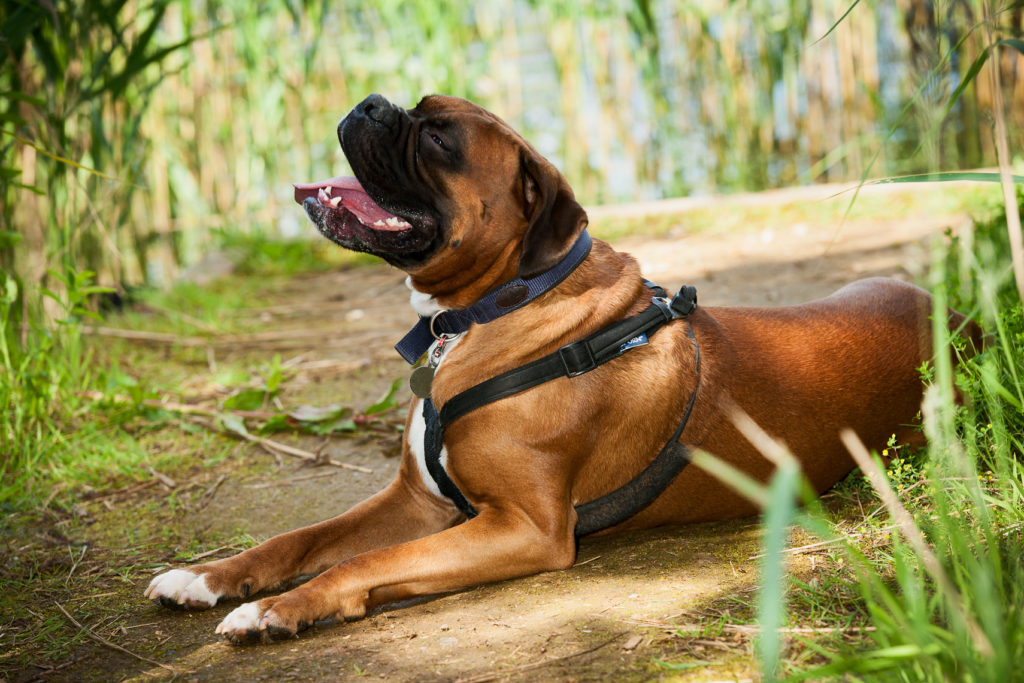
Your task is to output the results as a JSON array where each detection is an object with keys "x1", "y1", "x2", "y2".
[{"x1": 293, "y1": 176, "x2": 412, "y2": 232}]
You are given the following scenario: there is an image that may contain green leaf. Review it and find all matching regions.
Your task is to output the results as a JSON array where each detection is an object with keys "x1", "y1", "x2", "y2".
[
  {"x1": 942, "y1": 47, "x2": 990, "y2": 124},
  {"x1": 0, "y1": 230, "x2": 22, "y2": 248},
  {"x1": 867, "y1": 171, "x2": 1024, "y2": 186},
  {"x1": 13, "y1": 182, "x2": 44, "y2": 195},
  {"x1": 218, "y1": 412, "x2": 250, "y2": 437},
  {"x1": 258, "y1": 414, "x2": 292, "y2": 434},
  {"x1": 997, "y1": 38, "x2": 1024, "y2": 58},
  {"x1": 289, "y1": 404, "x2": 351, "y2": 423},
  {"x1": 756, "y1": 461, "x2": 800, "y2": 683},
  {"x1": 0, "y1": 90, "x2": 45, "y2": 108},
  {"x1": 811, "y1": 0, "x2": 861, "y2": 46},
  {"x1": 313, "y1": 417, "x2": 357, "y2": 434},
  {"x1": 1, "y1": 275, "x2": 18, "y2": 304},
  {"x1": 365, "y1": 377, "x2": 403, "y2": 415},
  {"x1": 264, "y1": 353, "x2": 283, "y2": 393},
  {"x1": 222, "y1": 388, "x2": 269, "y2": 411},
  {"x1": 0, "y1": 130, "x2": 118, "y2": 181}
]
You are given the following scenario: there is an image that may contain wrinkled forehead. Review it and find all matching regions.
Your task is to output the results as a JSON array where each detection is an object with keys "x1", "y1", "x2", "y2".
[
  {"x1": 411, "y1": 94, "x2": 493, "y2": 118},
  {"x1": 409, "y1": 94, "x2": 528, "y2": 165},
  {"x1": 410, "y1": 96, "x2": 523, "y2": 141}
]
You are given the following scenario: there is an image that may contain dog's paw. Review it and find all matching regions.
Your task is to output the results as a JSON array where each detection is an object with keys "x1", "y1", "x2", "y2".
[
  {"x1": 145, "y1": 569, "x2": 222, "y2": 610},
  {"x1": 216, "y1": 597, "x2": 310, "y2": 644}
]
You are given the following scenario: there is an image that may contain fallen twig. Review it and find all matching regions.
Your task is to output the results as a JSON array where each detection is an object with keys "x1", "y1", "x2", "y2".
[
  {"x1": 81, "y1": 480, "x2": 158, "y2": 503},
  {"x1": 454, "y1": 632, "x2": 624, "y2": 683},
  {"x1": 28, "y1": 654, "x2": 84, "y2": 677},
  {"x1": 67, "y1": 591, "x2": 120, "y2": 602},
  {"x1": 188, "y1": 417, "x2": 373, "y2": 473},
  {"x1": 65, "y1": 545, "x2": 88, "y2": 587},
  {"x1": 200, "y1": 474, "x2": 227, "y2": 502},
  {"x1": 573, "y1": 555, "x2": 603, "y2": 567},
  {"x1": 54, "y1": 602, "x2": 178, "y2": 674},
  {"x1": 146, "y1": 467, "x2": 177, "y2": 489},
  {"x1": 247, "y1": 470, "x2": 341, "y2": 489},
  {"x1": 186, "y1": 544, "x2": 243, "y2": 561}
]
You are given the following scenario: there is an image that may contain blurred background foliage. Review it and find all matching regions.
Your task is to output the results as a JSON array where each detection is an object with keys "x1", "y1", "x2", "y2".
[
  {"x1": 2, "y1": 0, "x2": 1022, "y2": 290},
  {"x1": 0, "y1": 0, "x2": 1021, "y2": 501}
]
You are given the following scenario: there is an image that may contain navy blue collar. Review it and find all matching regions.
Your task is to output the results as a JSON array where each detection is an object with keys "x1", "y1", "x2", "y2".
[{"x1": 395, "y1": 230, "x2": 593, "y2": 363}]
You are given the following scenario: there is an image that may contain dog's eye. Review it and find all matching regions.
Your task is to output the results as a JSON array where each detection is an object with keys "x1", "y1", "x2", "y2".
[{"x1": 427, "y1": 132, "x2": 447, "y2": 151}]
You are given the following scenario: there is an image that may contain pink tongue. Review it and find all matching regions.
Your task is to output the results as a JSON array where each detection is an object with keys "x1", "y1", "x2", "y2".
[{"x1": 293, "y1": 176, "x2": 404, "y2": 228}]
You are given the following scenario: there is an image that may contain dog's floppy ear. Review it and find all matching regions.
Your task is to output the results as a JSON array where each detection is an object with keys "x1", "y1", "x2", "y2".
[{"x1": 518, "y1": 152, "x2": 588, "y2": 280}]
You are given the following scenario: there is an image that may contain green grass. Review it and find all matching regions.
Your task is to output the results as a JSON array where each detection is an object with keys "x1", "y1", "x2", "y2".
[{"x1": 689, "y1": 196, "x2": 1024, "y2": 681}]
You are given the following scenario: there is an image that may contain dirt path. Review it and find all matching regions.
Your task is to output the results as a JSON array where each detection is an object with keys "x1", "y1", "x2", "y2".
[{"x1": 5, "y1": 190, "x2": 968, "y2": 682}]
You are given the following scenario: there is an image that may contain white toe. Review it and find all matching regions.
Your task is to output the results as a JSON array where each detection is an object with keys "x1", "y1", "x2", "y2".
[
  {"x1": 145, "y1": 569, "x2": 221, "y2": 606},
  {"x1": 216, "y1": 602, "x2": 263, "y2": 634}
]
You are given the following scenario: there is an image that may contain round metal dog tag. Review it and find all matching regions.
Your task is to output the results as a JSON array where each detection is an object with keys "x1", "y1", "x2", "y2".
[{"x1": 409, "y1": 366, "x2": 435, "y2": 398}]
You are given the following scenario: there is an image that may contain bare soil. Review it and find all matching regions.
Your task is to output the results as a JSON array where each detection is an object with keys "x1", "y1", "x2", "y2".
[{"x1": 1, "y1": 187, "x2": 968, "y2": 682}]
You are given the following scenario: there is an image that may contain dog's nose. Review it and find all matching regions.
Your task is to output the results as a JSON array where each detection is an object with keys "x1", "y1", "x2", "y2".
[{"x1": 357, "y1": 94, "x2": 399, "y2": 128}]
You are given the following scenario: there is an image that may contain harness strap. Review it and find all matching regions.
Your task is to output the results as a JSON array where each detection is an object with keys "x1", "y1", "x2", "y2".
[
  {"x1": 423, "y1": 398, "x2": 479, "y2": 518},
  {"x1": 573, "y1": 325, "x2": 701, "y2": 536},
  {"x1": 421, "y1": 283, "x2": 701, "y2": 535},
  {"x1": 439, "y1": 284, "x2": 697, "y2": 428}
]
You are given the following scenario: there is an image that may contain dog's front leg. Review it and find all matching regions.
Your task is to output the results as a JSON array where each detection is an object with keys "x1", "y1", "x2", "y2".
[
  {"x1": 145, "y1": 475, "x2": 459, "y2": 610},
  {"x1": 214, "y1": 504, "x2": 577, "y2": 642}
]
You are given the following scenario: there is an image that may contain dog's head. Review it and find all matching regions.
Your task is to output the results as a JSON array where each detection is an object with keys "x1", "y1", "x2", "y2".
[{"x1": 295, "y1": 94, "x2": 588, "y2": 305}]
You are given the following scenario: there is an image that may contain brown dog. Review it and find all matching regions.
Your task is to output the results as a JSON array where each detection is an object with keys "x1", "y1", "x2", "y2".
[{"x1": 146, "y1": 94, "x2": 976, "y2": 642}]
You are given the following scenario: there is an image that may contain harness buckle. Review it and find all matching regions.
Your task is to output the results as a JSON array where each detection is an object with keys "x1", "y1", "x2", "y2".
[
  {"x1": 652, "y1": 286, "x2": 698, "y2": 321},
  {"x1": 558, "y1": 342, "x2": 597, "y2": 377}
]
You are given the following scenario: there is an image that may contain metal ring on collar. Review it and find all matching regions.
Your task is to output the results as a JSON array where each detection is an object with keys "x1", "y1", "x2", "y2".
[{"x1": 429, "y1": 310, "x2": 446, "y2": 339}]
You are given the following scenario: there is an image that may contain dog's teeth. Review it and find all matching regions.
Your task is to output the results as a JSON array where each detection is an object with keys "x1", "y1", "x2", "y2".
[
  {"x1": 318, "y1": 188, "x2": 330, "y2": 204},
  {"x1": 330, "y1": 196, "x2": 343, "y2": 207}
]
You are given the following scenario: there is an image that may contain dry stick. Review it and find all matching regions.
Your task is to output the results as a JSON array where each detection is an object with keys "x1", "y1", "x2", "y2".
[
  {"x1": 146, "y1": 467, "x2": 177, "y2": 489},
  {"x1": 247, "y1": 470, "x2": 340, "y2": 489},
  {"x1": 201, "y1": 473, "x2": 227, "y2": 501},
  {"x1": 187, "y1": 544, "x2": 243, "y2": 561},
  {"x1": 840, "y1": 429, "x2": 994, "y2": 657},
  {"x1": 984, "y1": 6, "x2": 1024, "y2": 305},
  {"x1": 53, "y1": 602, "x2": 178, "y2": 674},
  {"x1": 64, "y1": 545, "x2": 87, "y2": 588},
  {"x1": 82, "y1": 480, "x2": 158, "y2": 503},
  {"x1": 747, "y1": 525, "x2": 900, "y2": 560},
  {"x1": 454, "y1": 632, "x2": 625, "y2": 683},
  {"x1": 188, "y1": 416, "x2": 373, "y2": 474}
]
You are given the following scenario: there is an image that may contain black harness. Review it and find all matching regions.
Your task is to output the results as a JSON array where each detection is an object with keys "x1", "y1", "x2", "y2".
[{"x1": 419, "y1": 282, "x2": 701, "y2": 537}]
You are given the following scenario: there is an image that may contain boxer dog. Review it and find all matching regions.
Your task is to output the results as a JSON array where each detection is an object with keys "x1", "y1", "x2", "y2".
[{"x1": 146, "y1": 94, "x2": 979, "y2": 643}]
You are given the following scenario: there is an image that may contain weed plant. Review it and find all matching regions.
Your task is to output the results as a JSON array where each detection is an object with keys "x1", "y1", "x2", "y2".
[{"x1": 709, "y1": 197, "x2": 1024, "y2": 682}]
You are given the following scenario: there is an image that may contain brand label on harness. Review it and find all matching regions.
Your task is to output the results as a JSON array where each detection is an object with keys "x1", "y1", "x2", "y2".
[{"x1": 619, "y1": 333, "x2": 649, "y2": 353}]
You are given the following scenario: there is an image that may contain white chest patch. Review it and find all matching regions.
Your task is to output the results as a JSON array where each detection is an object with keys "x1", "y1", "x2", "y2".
[
  {"x1": 406, "y1": 276, "x2": 445, "y2": 318},
  {"x1": 406, "y1": 335, "x2": 461, "y2": 501}
]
